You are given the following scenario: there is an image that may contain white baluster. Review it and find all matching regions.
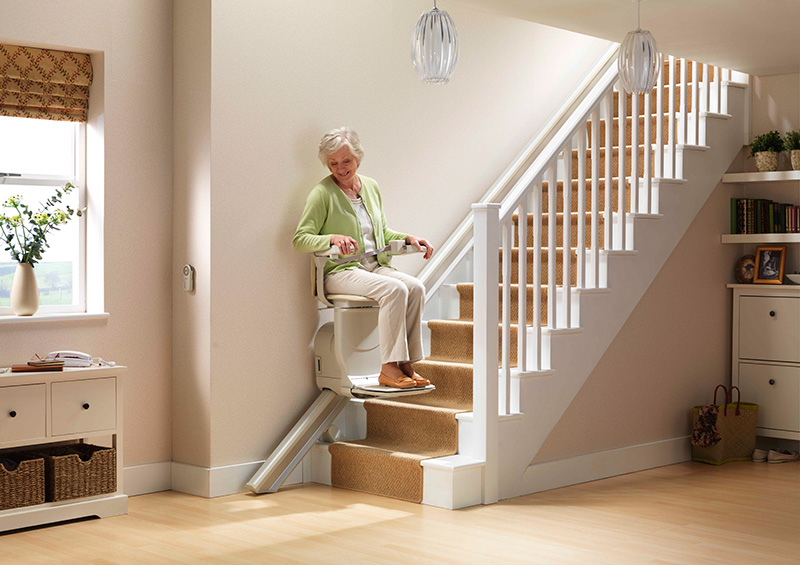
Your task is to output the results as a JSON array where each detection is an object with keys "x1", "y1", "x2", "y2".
[
  {"x1": 631, "y1": 91, "x2": 639, "y2": 215},
  {"x1": 617, "y1": 82, "x2": 627, "y2": 251},
  {"x1": 604, "y1": 92, "x2": 614, "y2": 254},
  {"x1": 471, "y1": 203, "x2": 499, "y2": 505},
  {"x1": 501, "y1": 220, "x2": 512, "y2": 415},
  {"x1": 668, "y1": 55, "x2": 676, "y2": 178},
  {"x1": 547, "y1": 161, "x2": 557, "y2": 329},
  {"x1": 722, "y1": 68, "x2": 730, "y2": 114},
  {"x1": 517, "y1": 199, "x2": 527, "y2": 375},
  {"x1": 532, "y1": 180, "x2": 542, "y2": 369},
  {"x1": 703, "y1": 63, "x2": 710, "y2": 146},
  {"x1": 590, "y1": 106, "x2": 600, "y2": 286},
  {"x1": 577, "y1": 125, "x2": 586, "y2": 290},
  {"x1": 656, "y1": 58, "x2": 664, "y2": 179},
  {"x1": 562, "y1": 142, "x2": 572, "y2": 328},
  {"x1": 692, "y1": 60, "x2": 699, "y2": 145},
  {"x1": 644, "y1": 88, "x2": 652, "y2": 214},
  {"x1": 714, "y1": 65, "x2": 721, "y2": 115},
  {"x1": 680, "y1": 58, "x2": 688, "y2": 146}
]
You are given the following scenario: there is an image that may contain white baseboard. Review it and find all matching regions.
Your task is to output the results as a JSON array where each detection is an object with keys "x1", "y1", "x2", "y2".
[
  {"x1": 123, "y1": 462, "x2": 172, "y2": 496},
  {"x1": 519, "y1": 436, "x2": 691, "y2": 495},
  {"x1": 169, "y1": 459, "x2": 306, "y2": 498}
]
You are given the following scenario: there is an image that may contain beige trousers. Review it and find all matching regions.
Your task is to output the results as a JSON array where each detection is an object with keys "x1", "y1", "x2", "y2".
[{"x1": 324, "y1": 259, "x2": 425, "y2": 364}]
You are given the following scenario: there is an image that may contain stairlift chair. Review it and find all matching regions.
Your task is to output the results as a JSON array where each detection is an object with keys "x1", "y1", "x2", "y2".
[
  {"x1": 313, "y1": 239, "x2": 435, "y2": 398},
  {"x1": 247, "y1": 239, "x2": 433, "y2": 494}
]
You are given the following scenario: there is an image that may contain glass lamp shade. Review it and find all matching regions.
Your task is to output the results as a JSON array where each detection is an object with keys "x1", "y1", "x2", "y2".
[
  {"x1": 411, "y1": 7, "x2": 459, "y2": 84},
  {"x1": 617, "y1": 28, "x2": 663, "y2": 94}
]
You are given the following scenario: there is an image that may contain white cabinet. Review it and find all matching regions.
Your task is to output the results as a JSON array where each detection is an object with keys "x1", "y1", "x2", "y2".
[
  {"x1": 0, "y1": 365, "x2": 127, "y2": 532},
  {"x1": 730, "y1": 285, "x2": 800, "y2": 440}
]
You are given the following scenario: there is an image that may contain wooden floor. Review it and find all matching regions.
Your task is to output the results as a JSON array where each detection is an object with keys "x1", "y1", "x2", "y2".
[{"x1": 2, "y1": 461, "x2": 798, "y2": 564}]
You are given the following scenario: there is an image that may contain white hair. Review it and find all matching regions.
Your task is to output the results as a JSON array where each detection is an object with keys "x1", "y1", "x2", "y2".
[{"x1": 318, "y1": 126, "x2": 365, "y2": 167}]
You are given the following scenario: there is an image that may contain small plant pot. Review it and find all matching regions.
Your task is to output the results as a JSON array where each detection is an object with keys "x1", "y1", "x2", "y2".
[
  {"x1": 791, "y1": 150, "x2": 800, "y2": 171},
  {"x1": 755, "y1": 151, "x2": 779, "y2": 172}
]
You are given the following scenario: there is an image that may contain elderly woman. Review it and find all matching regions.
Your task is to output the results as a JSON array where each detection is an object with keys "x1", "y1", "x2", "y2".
[{"x1": 293, "y1": 127, "x2": 434, "y2": 389}]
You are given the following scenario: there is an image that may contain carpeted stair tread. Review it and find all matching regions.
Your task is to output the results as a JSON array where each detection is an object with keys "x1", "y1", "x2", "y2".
[
  {"x1": 540, "y1": 178, "x2": 629, "y2": 213},
  {"x1": 329, "y1": 400, "x2": 460, "y2": 503},
  {"x1": 457, "y1": 282, "x2": 554, "y2": 325},
  {"x1": 572, "y1": 145, "x2": 654, "y2": 177},
  {"x1": 586, "y1": 114, "x2": 674, "y2": 147},
  {"x1": 512, "y1": 212, "x2": 606, "y2": 248},
  {"x1": 398, "y1": 359, "x2": 473, "y2": 410},
  {"x1": 500, "y1": 247, "x2": 577, "y2": 285},
  {"x1": 427, "y1": 319, "x2": 519, "y2": 365}
]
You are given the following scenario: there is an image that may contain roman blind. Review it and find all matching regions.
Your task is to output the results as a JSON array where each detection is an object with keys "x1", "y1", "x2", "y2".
[{"x1": 0, "y1": 43, "x2": 93, "y2": 123}]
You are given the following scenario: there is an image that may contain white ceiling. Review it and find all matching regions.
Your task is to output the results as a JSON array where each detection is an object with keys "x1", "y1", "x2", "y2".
[{"x1": 460, "y1": 0, "x2": 800, "y2": 76}]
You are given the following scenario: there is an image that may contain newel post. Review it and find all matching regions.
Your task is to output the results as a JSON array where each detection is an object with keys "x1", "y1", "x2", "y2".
[{"x1": 472, "y1": 203, "x2": 499, "y2": 504}]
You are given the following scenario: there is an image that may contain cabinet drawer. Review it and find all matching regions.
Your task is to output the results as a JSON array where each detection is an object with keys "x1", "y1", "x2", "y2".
[
  {"x1": 739, "y1": 296, "x2": 800, "y2": 363},
  {"x1": 51, "y1": 377, "x2": 116, "y2": 436},
  {"x1": 0, "y1": 384, "x2": 46, "y2": 444},
  {"x1": 738, "y1": 363, "x2": 800, "y2": 433}
]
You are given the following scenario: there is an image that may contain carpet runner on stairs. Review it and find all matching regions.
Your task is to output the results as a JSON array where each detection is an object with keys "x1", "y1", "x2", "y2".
[{"x1": 327, "y1": 66, "x2": 676, "y2": 504}]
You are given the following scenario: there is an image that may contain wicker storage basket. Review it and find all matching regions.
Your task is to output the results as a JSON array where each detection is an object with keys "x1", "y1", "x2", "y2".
[
  {"x1": 0, "y1": 453, "x2": 45, "y2": 511},
  {"x1": 39, "y1": 444, "x2": 116, "y2": 502}
]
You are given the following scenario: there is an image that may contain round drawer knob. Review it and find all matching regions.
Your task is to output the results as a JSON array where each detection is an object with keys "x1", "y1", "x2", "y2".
[
  {"x1": 82, "y1": 403, "x2": 90, "y2": 410},
  {"x1": 9, "y1": 410, "x2": 16, "y2": 418},
  {"x1": 769, "y1": 379, "x2": 775, "y2": 385},
  {"x1": 769, "y1": 311, "x2": 776, "y2": 317}
]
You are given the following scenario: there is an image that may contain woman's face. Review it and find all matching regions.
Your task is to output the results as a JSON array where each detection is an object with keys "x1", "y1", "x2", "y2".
[{"x1": 327, "y1": 146, "x2": 359, "y2": 186}]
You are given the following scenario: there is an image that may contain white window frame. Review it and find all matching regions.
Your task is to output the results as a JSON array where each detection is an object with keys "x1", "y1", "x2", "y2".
[{"x1": 0, "y1": 121, "x2": 87, "y2": 315}]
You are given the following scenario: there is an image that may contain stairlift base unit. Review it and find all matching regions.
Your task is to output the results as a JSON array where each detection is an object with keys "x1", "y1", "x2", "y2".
[{"x1": 314, "y1": 299, "x2": 434, "y2": 398}]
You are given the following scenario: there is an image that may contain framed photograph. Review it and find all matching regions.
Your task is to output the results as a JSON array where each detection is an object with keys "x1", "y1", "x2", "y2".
[{"x1": 754, "y1": 246, "x2": 786, "y2": 284}]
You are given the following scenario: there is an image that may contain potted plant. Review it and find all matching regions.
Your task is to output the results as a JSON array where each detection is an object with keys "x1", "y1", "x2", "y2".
[
  {"x1": 749, "y1": 130, "x2": 784, "y2": 172},
  {"x1": 0, "y1": 183, "x2": 84, "y2": 315},
  {"x1": 785, "y1": 130, "x2": 800, "y2": 171}
]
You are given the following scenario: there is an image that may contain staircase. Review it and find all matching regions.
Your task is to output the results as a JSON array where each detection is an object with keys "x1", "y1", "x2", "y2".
[{"x1": 323, "y1": 55, "x2": 748, "y2": 507}]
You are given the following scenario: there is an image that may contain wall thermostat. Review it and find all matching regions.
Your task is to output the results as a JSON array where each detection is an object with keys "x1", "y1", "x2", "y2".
[{"x1": 182, "y1": 264, "x2": 195, "y2": 292}]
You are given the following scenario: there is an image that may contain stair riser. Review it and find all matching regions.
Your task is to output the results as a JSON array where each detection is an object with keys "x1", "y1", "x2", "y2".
[
  {"x1": 428, "y1": 322, "x2": 519, "y2": 367},
  {"x1": 587, "y1": 115, "x2": 674, "y2": 148},
  {"x1": 612, "y1": 86, "x2": 697, "y2": 117},
  {"x1": 513, "y1": 214, "x2": 606, "y2": 249},
  {"x1": 459, "y1": 285, "x2": 549, "y2": 326},
  {"x1": 534, "y1": 180, "x2": 630, "y2": 214},
  {"x1": 499, "y1": 248, "x2": 577, "y2": 286}
]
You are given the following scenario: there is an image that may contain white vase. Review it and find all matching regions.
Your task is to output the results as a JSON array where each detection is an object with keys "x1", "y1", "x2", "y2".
[
  {"x1": 10, "y1": 262, "x2": 39, "y2": 316},
  {"x1": 791, "y1": 149, "x2": 800, "y2": 171},
  {"x1": 754, "y1": 151, "x2": 778, "y2": 172}
]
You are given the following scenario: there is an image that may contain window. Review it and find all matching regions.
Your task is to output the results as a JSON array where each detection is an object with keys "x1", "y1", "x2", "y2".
[{"x1": 0, "y1": 115, "x2": 86, "y2": 314}]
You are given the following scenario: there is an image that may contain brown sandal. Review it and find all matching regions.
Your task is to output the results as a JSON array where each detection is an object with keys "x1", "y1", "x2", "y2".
[{"x1": 378, "y1": 372, "x2": 416, "y2": 389}]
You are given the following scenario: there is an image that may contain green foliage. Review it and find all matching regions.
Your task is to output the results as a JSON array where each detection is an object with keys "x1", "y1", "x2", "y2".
[
  {"x1": 785, "y1": 130, "x2": 800, "y2": 151},
  {"x1": 749, "y1": 130, "x2": 784, "y2": 157},
  {"x1": 0, "y1": 183, "x2": 85, "y2": 265}
]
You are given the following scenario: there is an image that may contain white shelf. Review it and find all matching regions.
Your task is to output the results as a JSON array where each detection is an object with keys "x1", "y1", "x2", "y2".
[
  {"x1": 721, "y1": 233, "x2": 800, "y2": 244},
  {"x1": 722, "y1": 171, "x2": 800, "y2": 183}
]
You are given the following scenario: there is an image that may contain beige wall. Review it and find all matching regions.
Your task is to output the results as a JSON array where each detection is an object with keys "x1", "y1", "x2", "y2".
[
  {"x1": 173, "y1": 0, "x2": 612, "y2": 467},
  {"x1": 0, "y1": 0, "x2": 174, "y2": 467},
  {"x1": 172, "y1": 0, "x2": 212, "y2": 467},
  {"x1": 534, "y1": 181, "x2": 742, "y2": 462},
  {"x1": 751, "y1": 73, "x2": 800, "y2": 171}
]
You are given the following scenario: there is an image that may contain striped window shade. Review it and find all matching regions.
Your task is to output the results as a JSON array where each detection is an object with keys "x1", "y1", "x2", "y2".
[{"x1": 0, "y1": 43, "x2": 93, "y2": 123}]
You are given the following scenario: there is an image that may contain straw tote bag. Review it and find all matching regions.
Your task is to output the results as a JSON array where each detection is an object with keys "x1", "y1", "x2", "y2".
[{"x1": 691, "y1": 385, "x2": 758, "y2": 465}]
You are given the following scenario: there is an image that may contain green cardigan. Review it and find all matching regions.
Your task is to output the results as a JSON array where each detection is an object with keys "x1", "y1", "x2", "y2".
[{"x1": 292, "y1": 175, "x2": 408, "y2": 276}]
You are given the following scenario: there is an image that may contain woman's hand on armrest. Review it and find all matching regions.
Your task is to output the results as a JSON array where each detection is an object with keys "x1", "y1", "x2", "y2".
[
  {"x1": 331, "y1": 234, "x2": 359, "y2": 255},
  {"x1": 406, "y1": 235, "x2": 434, "y2": 260}
]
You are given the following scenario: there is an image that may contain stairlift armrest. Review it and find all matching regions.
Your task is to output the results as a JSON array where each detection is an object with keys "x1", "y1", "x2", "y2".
[{"x1": 388, "y1": 239, "x2": 426, "y2": 255}]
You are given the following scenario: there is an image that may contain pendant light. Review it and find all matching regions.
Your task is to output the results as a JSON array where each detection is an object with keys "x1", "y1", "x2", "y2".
[
  {"x1": 411, "y1": 1, "x2": 459, "y2": 84},
  {"x1": 617, "y1": 0, "x2": 662, "y2": 94}
]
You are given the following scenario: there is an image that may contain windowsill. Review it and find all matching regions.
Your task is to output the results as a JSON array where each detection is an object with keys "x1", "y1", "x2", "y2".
[{"x1": 0, "y1": 312, "x2": 109, "y2": 325}]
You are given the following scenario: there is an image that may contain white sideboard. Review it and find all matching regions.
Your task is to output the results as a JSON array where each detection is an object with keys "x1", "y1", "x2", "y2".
[
  {"x1": 730, "y1": 284, "x2": 800, "y2": 440},
  {"x1": 0, "y1": 365, "x2": 127, "y2": 532}
]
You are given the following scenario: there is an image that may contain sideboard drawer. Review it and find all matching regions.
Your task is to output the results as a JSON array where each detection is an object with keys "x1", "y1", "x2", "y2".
[
  {"x1": 51, "y1": 377, "x2": 116, "y2": 436},
  {"x1": 738, "y1": 363, "x2": 800, "y2": 433},
  {"x1": 0, "y1": 384, "x2": 46, "y2": 444},
  {"x1": 739, "y1": 297, "x2": 800, "y2": 363}
]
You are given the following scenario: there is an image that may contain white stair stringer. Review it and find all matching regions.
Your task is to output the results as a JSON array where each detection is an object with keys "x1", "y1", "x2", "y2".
[{"x1": 438, "y1": 82, "x2": 748, "y2": 503}]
